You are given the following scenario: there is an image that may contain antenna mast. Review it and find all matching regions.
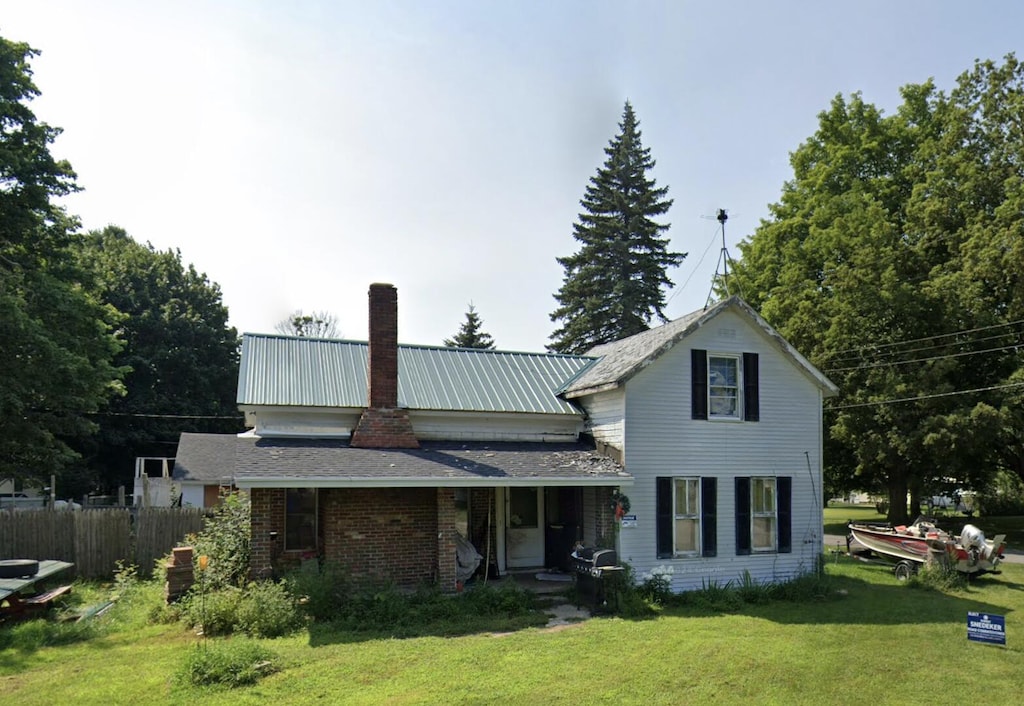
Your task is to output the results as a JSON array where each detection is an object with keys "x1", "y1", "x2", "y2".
[{"x1": 705, "y1": 208, "x2": 733, "y2": 308}]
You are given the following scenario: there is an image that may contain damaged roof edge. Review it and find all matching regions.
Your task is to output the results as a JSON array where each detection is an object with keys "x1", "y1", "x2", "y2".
[{"x1": 234, "y1": 475, "x2": 634, "y2": 489}]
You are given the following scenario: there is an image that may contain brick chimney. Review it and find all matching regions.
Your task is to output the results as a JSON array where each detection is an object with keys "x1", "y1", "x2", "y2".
[{"x1": 350, "y1": 283, "x2": 419, "y2": 448}]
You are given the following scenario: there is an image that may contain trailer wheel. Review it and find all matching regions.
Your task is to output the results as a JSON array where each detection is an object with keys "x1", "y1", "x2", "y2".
[{"x1": 894, "y1": 561, "x2": 915, "y2": 581}]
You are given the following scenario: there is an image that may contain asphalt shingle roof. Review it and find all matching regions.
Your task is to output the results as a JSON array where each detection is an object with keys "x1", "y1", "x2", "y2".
[
  {"x1": 174, "y1": 433, "x2": 629, "y2": 488},
  {"x1": 559, "y1": 296, "x2": 838, "y2": 398}
]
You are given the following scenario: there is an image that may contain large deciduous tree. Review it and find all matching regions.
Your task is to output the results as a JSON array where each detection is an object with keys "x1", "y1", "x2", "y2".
[
  {"x1": 549, "y1": 101, "x2": 684, "y2": 354},
  {"x1": 274, "y1": 310, "x2": 341, "y2": 338},
  {"x1": 730, "y1": 56, "x2": 1024, "y2": 523},
  {"x1": 0, "y1": 36, "x2": 123, "y2": 488},
  {"x1": 74, "y1": 226, "x2": 243, "y2": 491},
  {"x1": 444, "y1": 303, "x2": 496, "y2": 349}
]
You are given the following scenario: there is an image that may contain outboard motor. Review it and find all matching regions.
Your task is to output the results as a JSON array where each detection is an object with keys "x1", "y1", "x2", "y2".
[
  {"x1": 960, "y1": 524, "x2": 986, "y2": 565},
  {"x1": 960, "y1": 524, "x2": 986, "y2": 550}
]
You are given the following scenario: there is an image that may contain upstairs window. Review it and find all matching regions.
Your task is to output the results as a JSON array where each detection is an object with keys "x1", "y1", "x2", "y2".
[
  {"x1": 709, "y1": 355, "x2": 739, "y2": 418},
  {"x1": 692, "y1": 350, "x2": 759, "y2": 422}
]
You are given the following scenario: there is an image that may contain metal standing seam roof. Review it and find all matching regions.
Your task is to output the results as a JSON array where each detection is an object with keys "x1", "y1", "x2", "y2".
[{"x1": 237, "y1": 334, "x2": 596, "y2": 415}]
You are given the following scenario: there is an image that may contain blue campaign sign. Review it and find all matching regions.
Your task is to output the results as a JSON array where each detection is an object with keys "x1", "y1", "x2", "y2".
[{"x1": 967, "y1": 612, "x2": 1006, "y2": 646}]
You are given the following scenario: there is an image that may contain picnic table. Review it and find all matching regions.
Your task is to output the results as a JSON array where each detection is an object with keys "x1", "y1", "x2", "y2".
[{"x1": 0, "y1": 560, "x2": 74, "y2": 620}]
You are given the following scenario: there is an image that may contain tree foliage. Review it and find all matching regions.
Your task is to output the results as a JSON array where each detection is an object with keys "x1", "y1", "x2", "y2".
[
  {"x1": 0, "y1": 36, "x2": 123, "y2": 486},
  {"x1": 74, "y1": 226, "x2": 243, "y2": 490},
  {"x1": 730, "y1": 55, "x2": 1024, "y2": 523},
  {"x1": 549, "y1": 101, "x2": 685, "y2": 354},
  {"x1": 443, "y1": 303, "x2": 496, "y2": 349},
  {"x1": 274, "y1": 310, "x2": 341, "y2": 338}
]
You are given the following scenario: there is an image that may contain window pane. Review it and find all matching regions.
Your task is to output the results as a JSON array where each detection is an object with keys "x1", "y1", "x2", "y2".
[
  {"x1": 674, "y1": 478, "x2": 698, "y2": 514},
  {"x1": 753, "y1": 478, "x2": 775, "y2": 513},
  {"x1": 509, "y1": 487, "x2": 538, "y2": 528},
  {"x1": 709, "y1": 356, "x2": 739, "y2": 417},
  {"x1": 753, "y1": 517, "x2": 775, "y2": 550},
  {"x1": 285, "y1": 488, "x2": 317, "y2": 551},
  {"x1": 675, "y1": 518, "x2": 698, "y2": 552}
]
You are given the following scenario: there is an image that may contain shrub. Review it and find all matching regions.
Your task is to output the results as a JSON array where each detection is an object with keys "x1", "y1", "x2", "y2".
[
  {"x1": 183, "y1": 580, "x2": 303, "y2": 638},
  {"x1": 285, "y1": 561, "x2": 350, "y2": 622},
  {"x1": 187, "y1": 493, "x2": 251, "y2": 590},
  {"x1": 235, "y1": 581, "x2": 303, "y2": 638},
  {"x1": 907, "y1": 558, "x2": 967, "y2": 592},
  {"x1": 176, "y1": 639, "x2": 278, "y2": 688}
]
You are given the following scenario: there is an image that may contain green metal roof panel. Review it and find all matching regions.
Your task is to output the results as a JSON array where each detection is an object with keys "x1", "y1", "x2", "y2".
[{"x1": 238, "y1": 334, "x2": 594, "y2": 415}]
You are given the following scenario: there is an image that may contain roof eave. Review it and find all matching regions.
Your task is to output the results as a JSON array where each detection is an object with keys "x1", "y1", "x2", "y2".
[{"x1": 235, "y1": 475, "x2": 634, "y2": 489}]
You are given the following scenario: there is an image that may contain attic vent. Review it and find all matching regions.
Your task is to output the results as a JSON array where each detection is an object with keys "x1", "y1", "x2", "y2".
[{"x1": 717, "y1": 328, "x2": 736, "y2": 339}]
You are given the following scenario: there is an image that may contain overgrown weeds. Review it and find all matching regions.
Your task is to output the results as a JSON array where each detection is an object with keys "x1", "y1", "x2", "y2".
[{"x1": 175, "y1": 638, "x2": 279, "y2": 688}]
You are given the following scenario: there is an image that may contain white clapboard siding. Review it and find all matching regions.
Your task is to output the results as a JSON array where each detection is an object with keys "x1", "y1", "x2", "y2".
[{"x1": 607, "y1": 309, "x2": 826, "y2": 591}]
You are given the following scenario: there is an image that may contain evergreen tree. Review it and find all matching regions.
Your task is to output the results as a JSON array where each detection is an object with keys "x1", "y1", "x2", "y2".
[
  {"x1": 549, "y1": 101, "x2": 684, "y2": 354},
  {"x1": 444, "y1": 303, "x2": 496, "y2": 349}
]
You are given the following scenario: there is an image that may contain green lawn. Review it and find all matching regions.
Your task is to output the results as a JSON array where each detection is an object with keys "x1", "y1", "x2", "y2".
[{"x1": 3, "y1": 559, "x2": 1023, "y2": 705}]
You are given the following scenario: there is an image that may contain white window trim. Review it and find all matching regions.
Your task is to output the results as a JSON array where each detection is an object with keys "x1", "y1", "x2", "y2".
[
  {"x1": 751, "y1": 476, "x2": 777, "y2": 553},
  {"x1": 707, "y1": 353, "x2": 742, "y2": 421},
  {"x1": 673, "y1": 477, "x2": 702, "y2": 557}
]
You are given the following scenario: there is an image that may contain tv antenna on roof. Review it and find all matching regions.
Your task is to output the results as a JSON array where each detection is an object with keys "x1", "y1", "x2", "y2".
[{"x1": 704, "y1": 208, "x2": 736, "y2": 309}]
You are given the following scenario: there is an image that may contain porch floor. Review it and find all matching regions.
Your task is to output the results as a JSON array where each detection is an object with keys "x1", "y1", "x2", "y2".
[{"x1": 495, "y1": 569, "x2": 575, "y2": 596}]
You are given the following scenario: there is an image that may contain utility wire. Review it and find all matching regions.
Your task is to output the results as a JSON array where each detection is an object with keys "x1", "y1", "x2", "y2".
[
  {"x1": 827, "y1": 380, "x2": 1024, "y2": 410},
  {"x1": 825, "y1": 341, "x2": 1024, "y2": 374},
  {"x1": 827, "y1": 328, "x2": 1023, "y2": 365},
  {"x1": 827, "y1": 318, "x2": 1024, "y2": 358}
]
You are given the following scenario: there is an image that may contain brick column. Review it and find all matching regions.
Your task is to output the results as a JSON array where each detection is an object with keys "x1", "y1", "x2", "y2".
[
  {"x1": 250, "y1": 488, "x2": 285, "y2": 579},
  {"x1": 436, "y1": 487, "x2": 458, "y2": 592}
]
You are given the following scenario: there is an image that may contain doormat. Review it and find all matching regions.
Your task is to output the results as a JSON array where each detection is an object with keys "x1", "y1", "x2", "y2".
[{"x1": 535, "y1": 572, "x2": 573, "y2": 582}]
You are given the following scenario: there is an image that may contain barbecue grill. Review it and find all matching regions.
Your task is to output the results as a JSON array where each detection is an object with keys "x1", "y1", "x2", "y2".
[{"x1": 571, "y1": 547, "x2": 623, "y2": 612}]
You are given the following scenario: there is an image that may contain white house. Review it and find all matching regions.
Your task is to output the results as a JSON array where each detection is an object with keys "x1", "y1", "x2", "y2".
[{"x1": 173, "y1": 284, "x2": 837, "y2": 592}]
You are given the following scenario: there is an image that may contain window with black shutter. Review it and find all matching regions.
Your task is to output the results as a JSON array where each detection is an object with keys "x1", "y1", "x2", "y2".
[
  {"x1": 777, "y1": 477, "x2": 792, "y2": 553},
  {"x1": 735, "y1": 477, "x2": 751, "y2": 555},
  {"x1": 743, "y1": 352, "x2": 759, "y2": 421},
  {"x1": 701, "y1": 477, "x2": 717, "y2": 557},
  {"x1": 691, "y1": 349, "x2": 708, "y2": 420},
  {"x1": 656, "y1": 477, "x2": 673, "y2": 559}
]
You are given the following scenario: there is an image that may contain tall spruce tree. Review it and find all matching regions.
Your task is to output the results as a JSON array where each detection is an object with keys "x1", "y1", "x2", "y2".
[
  {"x1": 549, "y1": 101, "x2": 684, "y2": 354},
  {"x1": 444, "y1": 303, "x2": 496, "y2": 349}
]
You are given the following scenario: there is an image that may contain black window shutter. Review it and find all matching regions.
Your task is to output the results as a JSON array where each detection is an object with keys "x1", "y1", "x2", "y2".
[
  {"x1": 656, "y1": 477, "x2": 673, "y2": 559},
  {"x1": 735, "y1": 477, "x2": 751, "y2": 556},
  {"x1": 777, "y1": 476, "x2": 792, "y2": 553},
  {"x1": 743, "y1": 352, "x2": 759, "y2": 422},
  {"x1": 692, "y1": 349, "x2": 708, "y2": 420},
  {"x1": 701, "y1": 477, "x2": 717, "y2": 557}
]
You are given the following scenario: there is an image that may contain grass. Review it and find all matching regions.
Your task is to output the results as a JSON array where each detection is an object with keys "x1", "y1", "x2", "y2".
[{"x1": 2, "y1": 558, "x2": 1023, "y2": 705}]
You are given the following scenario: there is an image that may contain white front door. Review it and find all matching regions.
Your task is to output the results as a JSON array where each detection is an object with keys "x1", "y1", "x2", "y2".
[{"x1": 506, "y1": 486, "x2": 544, "y2": 568}]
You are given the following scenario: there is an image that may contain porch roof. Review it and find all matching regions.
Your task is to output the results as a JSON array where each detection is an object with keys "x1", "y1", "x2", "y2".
[{"x1": 176, "y1": 433, "x2": 631, "y2": 489}]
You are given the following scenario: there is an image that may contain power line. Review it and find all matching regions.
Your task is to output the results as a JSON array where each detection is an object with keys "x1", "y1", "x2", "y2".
[
  {"x1": 825, "y1": 341, "x2": 1024, "y2": 374},
  {"x1": 827, "y1": 328, "x2": 1023, "y2": 365},
  {"x1": 85, "y1": 411, "x2": 242, "y2": 420},
  {"x1": 827, "y1": 380, "x2": 1024, "y2": 410},
  {"x1": 827, "y1": 318, "x2": 1024, "y2": 358}
]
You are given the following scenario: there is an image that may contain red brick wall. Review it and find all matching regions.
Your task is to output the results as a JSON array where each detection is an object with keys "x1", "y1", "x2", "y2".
[
  {"x1": 350, "y1": 408, "x2": 419, "y2": 448},
  {"x1": 319, "y1": 487, "x2": 443, "y2": 587},
  {"x1": 250, "y1": 487, "x2": 284, "y2": 578}
]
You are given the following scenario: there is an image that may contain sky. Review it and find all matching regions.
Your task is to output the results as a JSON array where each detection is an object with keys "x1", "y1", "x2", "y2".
[{"x1": 4, "y1": 1, "x2": 1023, "y2": 352}]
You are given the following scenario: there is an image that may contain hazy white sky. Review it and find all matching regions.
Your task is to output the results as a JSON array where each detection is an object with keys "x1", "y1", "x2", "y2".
[{"x1": 4, "y1": 1, "x2": 1022, "y2": 351}]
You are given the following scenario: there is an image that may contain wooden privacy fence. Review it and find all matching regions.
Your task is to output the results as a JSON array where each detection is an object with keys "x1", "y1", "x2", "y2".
[{"x1": 0, "y1": 508, "x2": 209, "y2": 579}]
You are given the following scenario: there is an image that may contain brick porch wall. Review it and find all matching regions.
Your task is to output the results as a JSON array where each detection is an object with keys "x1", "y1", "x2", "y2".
[
  {"x1": 319, "y1": 487, "x2": 447, "y2": 588},
  {"x1": 250, "y1": 487, "x2": 284, "y2": 578}
]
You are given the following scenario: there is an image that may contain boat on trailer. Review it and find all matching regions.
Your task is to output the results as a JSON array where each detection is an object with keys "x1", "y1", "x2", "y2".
[{"x1": 847, "y1": 516, "x2": 1006, "y2": 580}]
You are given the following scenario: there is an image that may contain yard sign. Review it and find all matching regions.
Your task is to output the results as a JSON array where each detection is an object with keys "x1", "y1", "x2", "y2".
[{"x1": 967, "y1": 611, "x2": 1006, "y2": 646}]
